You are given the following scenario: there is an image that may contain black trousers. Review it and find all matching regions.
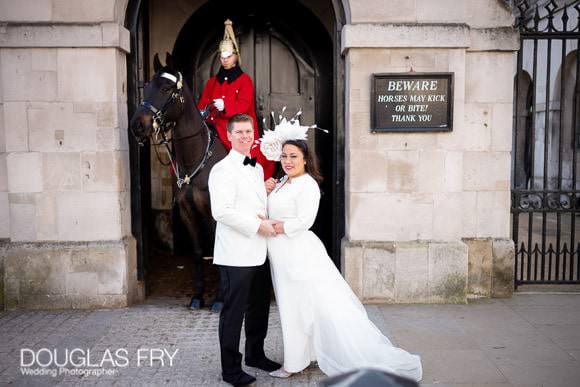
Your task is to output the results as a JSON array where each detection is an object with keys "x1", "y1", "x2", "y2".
[{"x1": 218, "y1": 260, "x2": 271, "y2": 377}]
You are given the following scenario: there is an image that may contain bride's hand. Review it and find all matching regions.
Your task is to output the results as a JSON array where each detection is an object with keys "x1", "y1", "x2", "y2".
[
  {"x1": 265, "y1": 178, "x2": 278, "y2": 195},
  {"x1": 272, "y1": 221, "x2": 285, "y2": 235}
]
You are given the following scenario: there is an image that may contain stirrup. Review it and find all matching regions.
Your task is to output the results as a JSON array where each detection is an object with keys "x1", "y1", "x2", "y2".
[{"x1": 269, "y1": 368, "x2": 293, "y2": 378}]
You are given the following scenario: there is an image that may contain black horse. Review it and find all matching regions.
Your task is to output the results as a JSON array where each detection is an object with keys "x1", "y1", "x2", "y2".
[{"x1": 129, "y1": 52, "x2": 228, "y2": 311}]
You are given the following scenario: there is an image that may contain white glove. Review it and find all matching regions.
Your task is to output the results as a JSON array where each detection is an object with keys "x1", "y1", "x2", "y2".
[{"x1": 213, "y1": 98, "x2": 225, "y2": 112}]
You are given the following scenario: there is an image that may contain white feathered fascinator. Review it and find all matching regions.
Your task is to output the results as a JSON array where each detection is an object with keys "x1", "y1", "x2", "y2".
[{"x1": 258, "y1": 107, "x2": 328, "y2": 161}]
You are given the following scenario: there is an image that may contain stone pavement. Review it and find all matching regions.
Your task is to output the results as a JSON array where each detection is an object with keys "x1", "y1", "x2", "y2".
[{"x1": 1, "y1": 294, "x2": 580, "y2": 387}]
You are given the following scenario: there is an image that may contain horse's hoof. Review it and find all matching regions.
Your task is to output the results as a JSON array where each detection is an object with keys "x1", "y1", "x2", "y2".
[
  {"x1": 210, "y1": 301, "x2": 224, "y2": 313},
  {"x1": 189, "y1": 298, "x2": 204, "y2": 310}
]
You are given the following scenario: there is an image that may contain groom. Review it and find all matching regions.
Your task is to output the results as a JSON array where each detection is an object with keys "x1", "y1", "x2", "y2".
[{"x1": 208, "y1": 113, "x2": 281, "y2": 386}]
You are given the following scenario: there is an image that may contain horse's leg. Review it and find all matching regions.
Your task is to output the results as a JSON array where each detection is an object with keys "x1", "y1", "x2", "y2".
[
  {"x1": 191, "y1": 187, "x2": 224, "y2": 313},
  {"x1": 176, "y1": 189, "x2": 205, "y2": 309}
]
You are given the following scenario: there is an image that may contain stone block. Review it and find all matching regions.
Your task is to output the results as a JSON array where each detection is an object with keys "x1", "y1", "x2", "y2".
[
  {"x1": 6, "y1": 152, "x2": 43, "y2": 193},
  {"x1": 35, "y1": 192, "x2": 57, "y2": 240},
  {"x1": 476, "y1": 191, "x2": 511, "y2": 238},
  {"x1": 350, "y1": 0, "x2": 416, "y2": 23},
  {"x1": 27, "y1": 102, "x2": 97, "y2": 152},
  {"x1": 463, "y1": 152, "x2": 510, "y2": 191},
  {"x1": 387, "y1": 151, "x2": 419, "y2": 193},
  {"x1": 0, "y1": 103, "x2": 5, "y2": 153},
  {"x1": 66, "y1": 272, "x2": 98, "y2": 296},
  {"x1": 96, "y1": 128, "x2": 125, "y2": 151},
  {"x1": 443, "y1": 151, "x2": 463, "y2": 192},
  {"x1": 349, "y1": 111, "x2": 379, "y2": 150},
  {"x1": 349, "y1": 150, "x2": 387, "y2": 193},
  {"x1": 342, "y1": 25, "x2": 470, "y2": 51},
  {"x1": 461, "y1": 192, "x2": 478, "y2": 238},
  {"x1": 2, "y1": 240, "x2": 136, "y2": 309},
  {"x1": 390, "y1": 50, "x2": 436, "y2": 69},
  {"x1": 378, "y1": 132, "x2": 437, "y2": 151},
  {"x1": 101, "y1": 23, "x2": 131, "y2": 53},
  {"x1": 19, "y1": 295, "x2": 70, "y2": 309},
  {"x1": 124, "y1": 236, "x2": 145, "y2": 304},
  {"x1": 464, "y1": 238, "x2": 493, "y2": 297},
  {"x1": 3, "y1": 102, "x2": 29, "y2": 152},
  {"x1": 342, "y1": 241, "x2": 363, "y2": 298},
  {"x1": 73, "y1": 102, "x2": 97, "y2": 114},
  {"x1": 0, "y1": 0, "x2": 52, "y2": 22},
  {"x1": 70, "y1": 295, "x2": 127, "y2": 309},
  {"x1": 463, "y1": 103, "x2": 492, "y2": 151},
  {"x1": 491, "y1": 103, "x2": 513, "y2": 151},
  {"x1": 56, "y1": 192, "x2": 122, "y2": 241},
  {"x1": 433, "y1": 192, "x2": 464, "y2": 240},
  {"x1": 20, "y1": 277, "x2": 66, "y2": 295},
  {"x1": 71, "y1": 246, "x2": 126, "y2": 295},
  {"x1": 492, "y1": 238, "x2": 515, "y2": 297},
  {"x1": 96, "y1": 102, "x2": 118, "y2": 128},
  {"x1": 428, "y1": 241, "x2": 468, "y2": 303},
  {"x1": 9, "y1": 203, "x2": 36, "y2": 241},
  {"x1": 43, "y1": 152, "x2": 80, "y2": 191},
  {"x1": 51, "y1": 0, "x2": 116, "y2": 22},
  {"x1": 418, "y1": 151, "x2": 445, "y2": 193},
  {"x1": 4, "y1": 278, "x2": 20, "y2": 309},
  {"x1": 119, "y1": 190, "x2": 132, "y2": 237},
  {"x1": 363, "y1": 245, "x2": 396, "y2": 302},
  {"x1": 81, "y1": 151, "x2": 123, "y2": 192},
  {"x1": 465, "y1": 0, "x2": 515, "y2": 28},
  {"x1": 0, "y1": 153, "x2": 7, "y2": 191},
  {"x1": 0, "y1": 50, "x2": 57, "y2": 101},
  {"x1": 469, "y1": 27, "x2": 520, "y2": 52},
  {"x1": 349, "y1": 193, "x2": 433, "y2": 241},
  {"x1": 57, "y1": 49, "x2": 117, "y2": 102},
  {"x1": 416, "y1": 0, "x2": 465, "y2": 23},
  {"x1": 466, "y1": 52, "x2": 514, "y2": 103},
  {"x1": 0, "y1": 192, "x2": 9, "y2": 238},
  {"x1": 31, "y1": 49, "x2": 57, "y2": 72},
  {"x1": 3, "y1": 246, "x2": 70, "y2": 304},
  {"x1": 395, "y1": 242, "x2": 429, "y2": 302}
]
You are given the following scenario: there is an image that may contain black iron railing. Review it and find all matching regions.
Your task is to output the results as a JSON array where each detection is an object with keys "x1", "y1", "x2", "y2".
[{"x1": 512, "y1": 0, "x2": 580, "y2": 287}]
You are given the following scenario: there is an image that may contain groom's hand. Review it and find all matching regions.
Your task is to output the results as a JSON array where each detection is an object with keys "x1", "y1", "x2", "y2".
[{"x1": 258, "y1": 219, "x2": 276, "y2": 237}]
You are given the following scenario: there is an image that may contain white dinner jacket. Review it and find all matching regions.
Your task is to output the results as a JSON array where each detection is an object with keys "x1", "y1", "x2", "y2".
[{"x1": 208, "y1": 149, "x2": 267, "y2": 267}]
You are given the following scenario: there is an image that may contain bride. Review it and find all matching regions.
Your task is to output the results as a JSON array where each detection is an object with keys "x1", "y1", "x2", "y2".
[{"x1": 262, "y1": 138, "x2": 422, "y2": 382}]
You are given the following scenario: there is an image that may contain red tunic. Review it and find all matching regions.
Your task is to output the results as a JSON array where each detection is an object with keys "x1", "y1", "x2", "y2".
[{"x1": 197, "y1": 68, "x2": 274, "y2": 180}]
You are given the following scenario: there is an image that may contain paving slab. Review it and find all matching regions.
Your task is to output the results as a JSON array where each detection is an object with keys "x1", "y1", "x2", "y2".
[{"x1": 0, "y1": 294, "x2": 579, "y2": 386}]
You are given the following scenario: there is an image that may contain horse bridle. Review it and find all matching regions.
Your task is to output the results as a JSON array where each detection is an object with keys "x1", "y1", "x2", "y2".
[
  {"x1": 135, "y1": 71, "x2": 215, "y2": 189},
  {"x1": 136, "y1": 71, "x2": 185, "y2": 144}
]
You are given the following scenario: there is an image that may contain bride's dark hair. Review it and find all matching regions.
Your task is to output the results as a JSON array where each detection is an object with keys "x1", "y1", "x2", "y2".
[{"x1": 281, "y1": 139, "x2": 323, "y2": 185}]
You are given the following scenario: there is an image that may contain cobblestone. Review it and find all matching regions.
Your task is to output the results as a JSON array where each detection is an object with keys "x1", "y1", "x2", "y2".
[{"x1": 1, "y1": 294, "x2": 580, "y2": 386}]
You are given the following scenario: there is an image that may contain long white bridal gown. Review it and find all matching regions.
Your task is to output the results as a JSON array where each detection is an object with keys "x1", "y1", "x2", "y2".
[{"x1": 267, "y1": 173, "x2": 422, "y2": 381}]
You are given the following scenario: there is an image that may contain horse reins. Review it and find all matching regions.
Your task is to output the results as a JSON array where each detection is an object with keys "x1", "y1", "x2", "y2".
[{"x1": 138, "y1": 71, "x2": 215, "y2": 189}]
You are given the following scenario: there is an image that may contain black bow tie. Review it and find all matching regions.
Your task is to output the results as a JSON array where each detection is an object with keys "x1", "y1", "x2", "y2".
[{"x1": 243, "y1": 156, "x2": 257, "y2": 167}]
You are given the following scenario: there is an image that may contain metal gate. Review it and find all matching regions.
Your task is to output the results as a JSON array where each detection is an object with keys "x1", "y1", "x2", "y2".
[{"x1": 512, "y1": 0, "x2": 580, "y2": 287}]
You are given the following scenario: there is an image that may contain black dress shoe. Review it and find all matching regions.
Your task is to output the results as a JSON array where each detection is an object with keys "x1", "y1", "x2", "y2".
[
  {"x1": 222, "y1": 371, "x2": 256, "y2": 386},
  {"x1": 245, "y1": 357, "x2": 282, "y2": 372}
]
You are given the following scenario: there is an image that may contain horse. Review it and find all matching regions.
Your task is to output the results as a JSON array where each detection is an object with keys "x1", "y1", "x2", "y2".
[{"x1": 129, "y1": 52, "x2": 228, "y2": 311}]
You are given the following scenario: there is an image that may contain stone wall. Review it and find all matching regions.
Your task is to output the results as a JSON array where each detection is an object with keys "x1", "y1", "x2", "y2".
[
  {"x1": 0, "y1": 0, "x2": 519, "y2": 308},
  {"x1": 0, "y1": 0, "x2": 144, "y2": 309},
  {"x1": 342, "y1": 0, "x2": 518, "y2": 303}
]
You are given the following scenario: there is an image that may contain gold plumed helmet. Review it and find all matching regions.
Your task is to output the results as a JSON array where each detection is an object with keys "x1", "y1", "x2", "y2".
[{"x1": 219, "y1": 19, "x2": 241, "y2": 65}]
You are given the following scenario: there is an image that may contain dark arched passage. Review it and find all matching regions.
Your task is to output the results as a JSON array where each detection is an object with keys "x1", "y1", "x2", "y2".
[{"x1": 125, "y1": 0, "x2": 345, "y2": 287}]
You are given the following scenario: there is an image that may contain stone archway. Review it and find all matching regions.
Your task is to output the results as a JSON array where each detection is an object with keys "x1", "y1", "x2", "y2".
[{"x1": 123, "y1": 0, "x2": 347, "y2": 291}]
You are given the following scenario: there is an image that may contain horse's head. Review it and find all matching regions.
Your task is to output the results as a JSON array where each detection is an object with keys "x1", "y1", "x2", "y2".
[{"x1": 130, "y1": 52, "x2": 186, "y2": 145}]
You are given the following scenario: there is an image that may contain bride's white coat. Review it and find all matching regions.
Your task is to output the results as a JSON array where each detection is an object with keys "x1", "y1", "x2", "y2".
[{"x1": 267, "y1": 173, "x2": 423, "y2": 381}]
